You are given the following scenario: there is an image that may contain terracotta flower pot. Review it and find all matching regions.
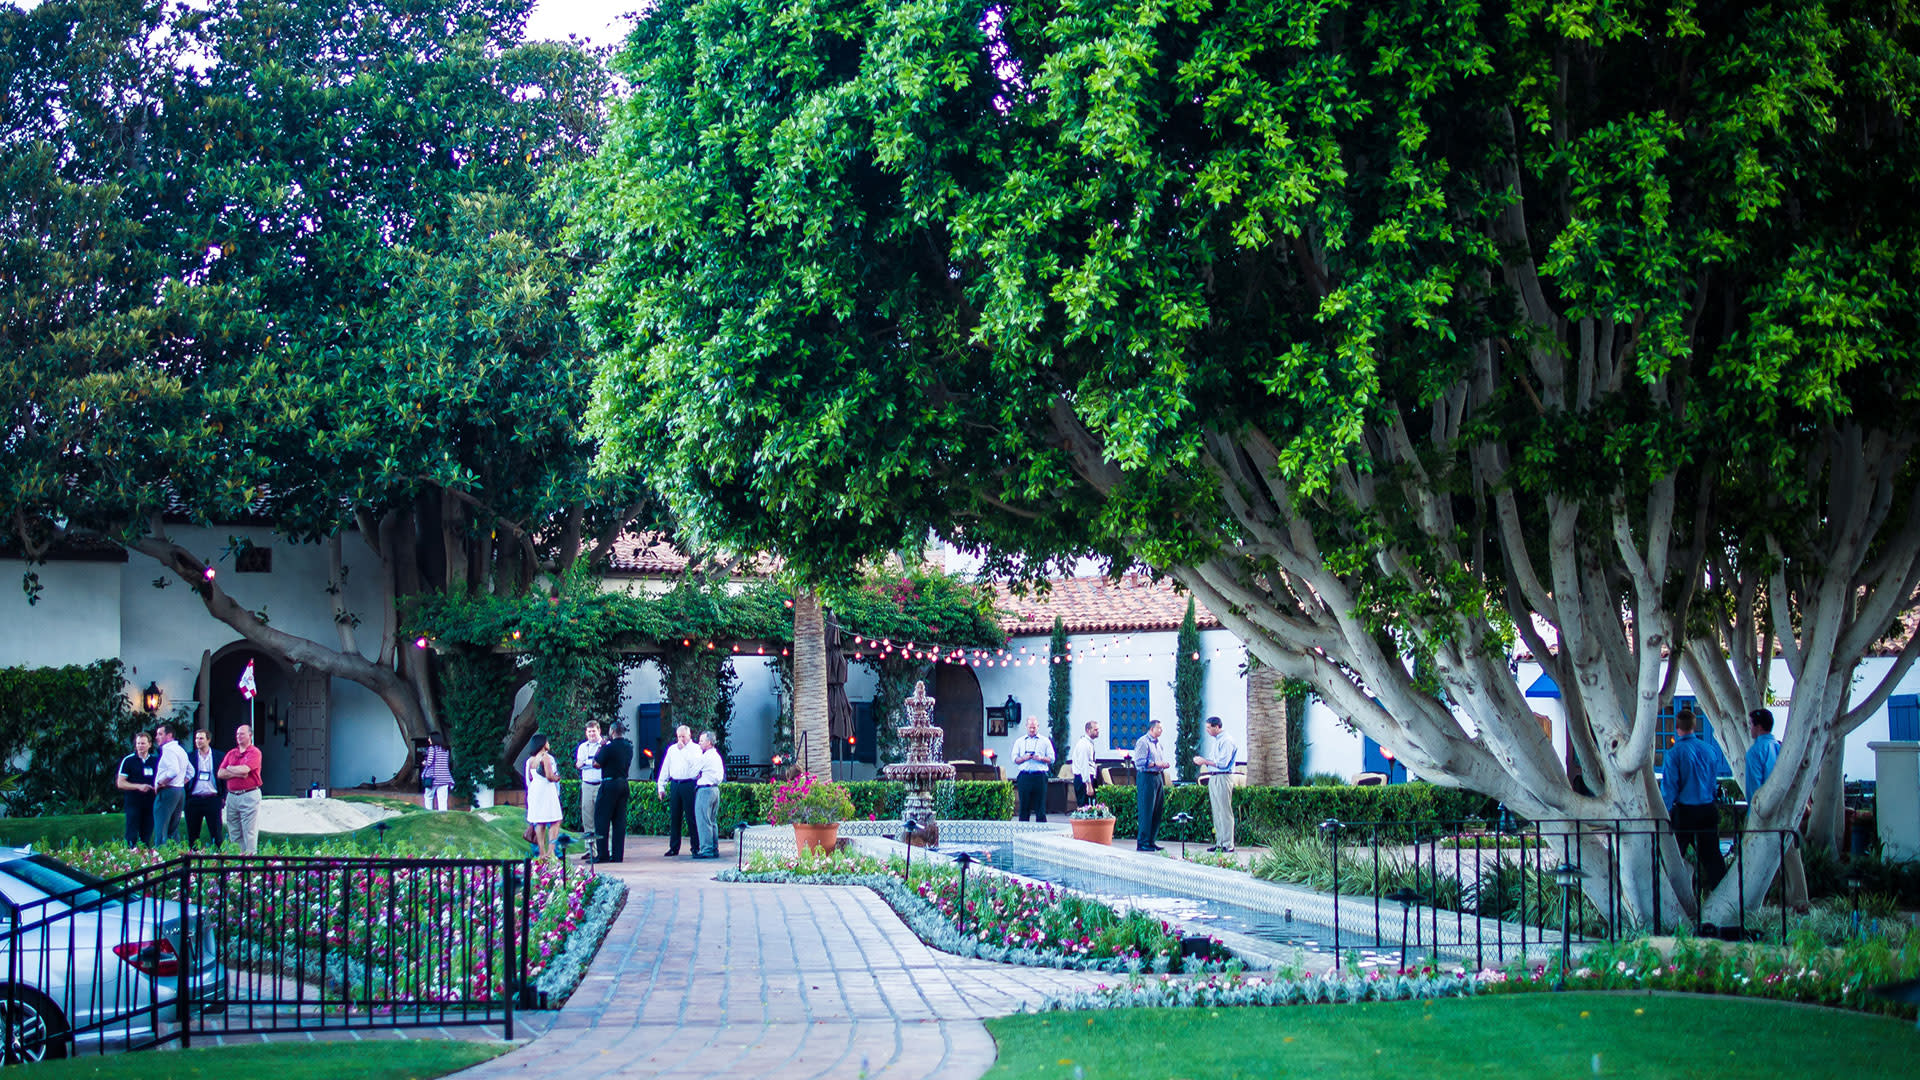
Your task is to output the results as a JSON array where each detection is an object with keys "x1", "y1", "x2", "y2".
[
  {"x1": 1069, "y1": 817, "x2": 1115, "y2": 845},
  {"x1": 793, "y1": 822, "x2": 840, "y2": 853}
]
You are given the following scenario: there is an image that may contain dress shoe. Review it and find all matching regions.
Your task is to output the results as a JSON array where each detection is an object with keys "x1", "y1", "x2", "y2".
[
  {"x1": 691, "y1": 852, "x2": 716, "y2": 860},
  {"x1": 664, "y1": 849, "x2": 681, "y2": 857}
]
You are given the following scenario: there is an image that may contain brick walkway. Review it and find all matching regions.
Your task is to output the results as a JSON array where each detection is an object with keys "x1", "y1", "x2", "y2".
[{"x1": 452, "y1": 850, "x2": 1110, "y2": 1080}]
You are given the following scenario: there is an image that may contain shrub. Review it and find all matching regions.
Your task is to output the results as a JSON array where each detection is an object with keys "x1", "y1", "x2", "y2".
[
  {"x1": 1106, "y1": 781, "x2": 1498, "y2": 842},
  {"x1": 935, "y1": 779, "x2": 1014, "y2": 820},
  {"x1": 0, "y1": 660, "x2": 144, "y2": 816}
]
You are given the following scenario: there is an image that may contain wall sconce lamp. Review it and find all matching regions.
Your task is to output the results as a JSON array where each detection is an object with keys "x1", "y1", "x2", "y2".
[{"x1": 142, "y1": 682, "x2": 163, "y2": 715}]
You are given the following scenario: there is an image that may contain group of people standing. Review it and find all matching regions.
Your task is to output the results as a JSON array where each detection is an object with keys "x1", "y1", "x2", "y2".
[
  {"x1": 559, "y1": 721, "x2": 725, "y2": 863},
  {"x1": 1013, "y1": 714, "x2": 1241, "y2": 855},
  {"x1": 115, "y1": 722, "x2": 264, "y2": 853},
  {"x1": 1660, "y1": 705, "x2": 1806, "y2": 905}
]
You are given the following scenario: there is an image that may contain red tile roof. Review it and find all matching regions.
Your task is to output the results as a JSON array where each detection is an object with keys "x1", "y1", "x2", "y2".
[
  {"x1": 604, "y1": 533, "x2": 780, "y2": 577},
  {"x1": 993, "y1": 575, "x2": 1221, "y2": 636}
]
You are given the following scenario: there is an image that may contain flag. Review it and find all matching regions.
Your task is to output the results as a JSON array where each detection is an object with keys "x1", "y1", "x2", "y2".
[{"x1": 238, "y1": 660, "x2": 257, "y2": 701}]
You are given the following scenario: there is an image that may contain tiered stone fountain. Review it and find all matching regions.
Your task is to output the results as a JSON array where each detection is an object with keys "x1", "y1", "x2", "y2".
[{"x1": 882, "y1": 680, "x2": 952, "y2": 847}]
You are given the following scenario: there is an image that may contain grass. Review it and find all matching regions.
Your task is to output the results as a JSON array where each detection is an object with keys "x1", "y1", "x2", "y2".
[
  {"x1": 19, "y1": 1039, "x2": 508, "y2": 1079},
  {"x1": 0, "y1": 806, "x2": 543, "y2": 860},
  {"x1": 984, "y1": 993, "x2": 1920, "y2": 1079}
]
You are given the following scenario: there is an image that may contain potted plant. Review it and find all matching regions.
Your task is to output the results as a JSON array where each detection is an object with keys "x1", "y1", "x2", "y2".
[
  {"x1": 1069, "y1": 801, "x2": 1116, "y2": 845},
  {"x1": 767, "y1": 772, "x2": 855, "y2": 852}
]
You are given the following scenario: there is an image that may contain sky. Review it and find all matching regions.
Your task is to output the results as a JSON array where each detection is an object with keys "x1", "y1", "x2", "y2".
[{"x1": 525, "y1": 0, "x2": 644, "y2": 49}]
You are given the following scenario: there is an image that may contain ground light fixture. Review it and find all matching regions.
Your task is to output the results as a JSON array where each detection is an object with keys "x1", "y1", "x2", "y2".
[
  {"x1": 1319, "y1": 819, "x2": 1344, "y2": 970},
  {"x1": 736, "y1": 821, "x2": 751, "y2": 872},
  {"x1": 1169, "y1": 812, "x2": 1194, "y2": 858},
  {"x1": 1552, "y1": 860, "x2": 1584, "y2": 989},
  {"x1": 374, "y1": 819, "x2": 391, "y2": 848},
  {"x1": 556, "y1": 833, "x2": 573, "y2": 887},
  {"x1": 1384, "y1": 887, "x2": 1422, "y2": 972},
  {"x1": 954, "y1": 851, "x2": 974, "y2": 935},
  {"x1": 1846, "y1": 871, "x2": 1864, "y2": 934},
  {"x1": 900, "y1": 819, "x2": 922, "y2": 882}
]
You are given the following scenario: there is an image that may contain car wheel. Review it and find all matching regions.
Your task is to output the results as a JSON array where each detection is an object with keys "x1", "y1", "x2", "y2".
[{"x1": 0, "y1": 988, "x2": 69, "y2": 1063}]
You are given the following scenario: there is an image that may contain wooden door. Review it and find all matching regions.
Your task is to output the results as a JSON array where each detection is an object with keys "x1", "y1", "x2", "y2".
[{"x1": 288, "y1": 672, "x2": 330, "y2": 793}]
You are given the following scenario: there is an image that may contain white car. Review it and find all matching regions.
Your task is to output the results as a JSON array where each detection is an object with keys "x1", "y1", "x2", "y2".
[{"x1": 0, "y1": 848, "x2": 224, "y2": 1062}]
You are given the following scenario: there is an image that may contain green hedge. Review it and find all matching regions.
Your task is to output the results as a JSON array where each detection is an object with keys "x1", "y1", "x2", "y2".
[
  {"x1": 557, "y1": 778, "x2": 1013, "y2": 835},
  {"x1": 1102, "y1": 781, "x2": 1499, "y2": 843}
]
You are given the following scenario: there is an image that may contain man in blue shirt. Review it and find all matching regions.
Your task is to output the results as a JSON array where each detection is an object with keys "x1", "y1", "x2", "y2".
[
  {"x1": 1745, "y1": 708, "x2": 1781, "y2": 799},
  {"x1": 1744, "y1": 708, "x2": 1809, "y2": 912},
  {"x1": 1660, "y1": 709, "x2": 1726, "y2": 893}
]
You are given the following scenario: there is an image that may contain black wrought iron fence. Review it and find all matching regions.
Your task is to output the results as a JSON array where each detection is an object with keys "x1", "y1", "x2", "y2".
[
  {"x1": 1316, "y1": 817, "x2": 1802, "y2": 973},
  {"x1": 0, "y1": 853, "x2": 529, "y2": 1063}
]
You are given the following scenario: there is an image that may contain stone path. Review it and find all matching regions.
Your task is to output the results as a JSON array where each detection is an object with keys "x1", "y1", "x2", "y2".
[{"x1": 452, "y1": 849, "x2": 1111, "y2": 1080}]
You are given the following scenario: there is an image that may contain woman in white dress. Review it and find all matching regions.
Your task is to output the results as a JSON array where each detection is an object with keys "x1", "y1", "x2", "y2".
[{"x1": 524, "y1": 733, "x2": 563, "y2": 860}]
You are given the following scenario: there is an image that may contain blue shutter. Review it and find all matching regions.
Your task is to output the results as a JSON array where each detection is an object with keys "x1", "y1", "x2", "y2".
[
  {"x1": 1108, "y1": 681, "x2": 1150, "y2": 749},
  {"x1": 1890, "y1": 695, "x2": 1919, "y2": 741}
]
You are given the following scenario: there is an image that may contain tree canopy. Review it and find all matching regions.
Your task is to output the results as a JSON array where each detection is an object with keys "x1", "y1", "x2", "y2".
[
  {"x1": 2, "y1": 0, "x2": 646, "y2": 764},
  {"x1": 573, "y1": 0, "x2": 1920, "y2": 921}
]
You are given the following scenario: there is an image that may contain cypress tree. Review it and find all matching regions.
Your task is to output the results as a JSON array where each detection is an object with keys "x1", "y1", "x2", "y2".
[
  {"x1": 1174, "y1": 596, "x2": 1206, "y2": 781},
  {"x1": 1047, "y1": 616, "x2": 1072, "y2": 755}
]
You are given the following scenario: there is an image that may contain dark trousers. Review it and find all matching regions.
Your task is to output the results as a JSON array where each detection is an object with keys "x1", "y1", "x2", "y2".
[
  {"x1": 1135, "y1": 771, "x2": 1164, "y2": 849},
  {"x1": 1672, "y1": 802, "x2": 1727, "y2": 894},
  {"x1": 666, "y1": 779, "x2": 698, "y2": 853},
  {"x1": 595, "y1": 781, "x2": 630, "y2": 862},
  {"x1": 185, "y1": 794, "x2": 223, "y2": 848},
  {"x1": 1073, "y1": 776, "x2": 1097, "y2": 807},
  {"x1": 1016, "y1": 771, "x2": 1050, "y2": 822},
  {"x1": 124, "y1": 798, "x2": 154, "y2": 848}
]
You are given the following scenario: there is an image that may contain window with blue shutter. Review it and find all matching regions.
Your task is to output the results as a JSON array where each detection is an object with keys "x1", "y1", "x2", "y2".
[
  {"x1": 1890, "y1": 695, "x2": 1919, "y2": 741},
  {"x1": 1108, "y1": 681, "x2": 1150, "y2": 749}
]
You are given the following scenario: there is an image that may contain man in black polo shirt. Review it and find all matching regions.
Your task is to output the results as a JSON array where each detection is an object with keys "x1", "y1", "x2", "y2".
[
  {"x1": 115, "y1": 732, "x2": 157, "y2": 848},
  {"x1": 593, "y1": 721, "x2": 635, "y2": 863}
]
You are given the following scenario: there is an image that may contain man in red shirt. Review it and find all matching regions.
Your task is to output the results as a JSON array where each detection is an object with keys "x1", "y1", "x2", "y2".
[{"x1": 217, "y1": 724, "x2": 265, "y2": 854}]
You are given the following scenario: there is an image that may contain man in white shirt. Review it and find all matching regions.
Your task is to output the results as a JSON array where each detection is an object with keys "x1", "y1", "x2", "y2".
[
  {"x1": 657, "y1": 725, "x2": 702, "y2": 856},
  {"x1": 1012, "y1": 716, "x2": 1056, "y2": 822},
  {"x1": 575, "y1": 721, "x2": 604, "y2": 856},
  {"x1": 691, "y1": 731, "x2": 726, "y2": 859},
  {"x1": 184, "y1": 728, "x2": 224, "y2": 849},
  {"x1": 150, "y1": 722, "x2": 193, "y2": 846},
  {"x1": 1193, "y1": 716, "x2": 1238, "y2": 852},
  {"x1": 1070, "y1": 720, "x2": 1101, "y2": 807}
]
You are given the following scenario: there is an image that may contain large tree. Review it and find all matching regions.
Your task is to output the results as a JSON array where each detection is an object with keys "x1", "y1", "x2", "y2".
[
  {"x1": 571, "y1": 0, "x2": 1920, "y2": 925},
  {"x1": 2, "y1": 0, "x2": 647, "y2": 772}
]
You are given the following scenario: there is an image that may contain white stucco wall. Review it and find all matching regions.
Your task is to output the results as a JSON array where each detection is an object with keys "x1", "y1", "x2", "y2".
[{"x1": 0, "y1": 559, "x2": 123, "y2": 669}]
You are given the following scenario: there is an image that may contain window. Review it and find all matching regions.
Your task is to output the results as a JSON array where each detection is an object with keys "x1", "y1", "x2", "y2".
[
  {"x1": 1891, "y1": 695, "x2": 1919, "y2": 741},
  {"x1": 1108, "y1": 681, "x2": 1149, "y2": 749},
  {"x1": 1653, "y1": 696, "x2": 1734, "y2": 776},
  {"x1": 235, "y1": 546, "x2": 272, "y2": 573}
]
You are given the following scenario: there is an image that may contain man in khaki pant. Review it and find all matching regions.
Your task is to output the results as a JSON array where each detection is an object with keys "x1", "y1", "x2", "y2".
[{"x1": 1192, "y1": 716, "x2": 1238, "y2": 853}]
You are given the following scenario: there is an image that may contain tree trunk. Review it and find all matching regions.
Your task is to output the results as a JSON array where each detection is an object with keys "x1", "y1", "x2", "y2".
[
  {"x1": 130, "y1": 534, "x2": 432, "y2": 763},
  {"x1": 1244, "y1": 662, "x2": 1290, "y2": 786},
  {"x1": 791, "y1": 589, "x2": 829, "y2": 775}
]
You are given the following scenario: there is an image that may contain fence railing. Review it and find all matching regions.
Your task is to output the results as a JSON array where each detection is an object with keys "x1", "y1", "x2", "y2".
[
  {"x1": 1316, "y1": 817, "x2": 1801, "y2": 972},
  {"x1": 0, "y1": 853, "x2": 529, "y2": 1063}
]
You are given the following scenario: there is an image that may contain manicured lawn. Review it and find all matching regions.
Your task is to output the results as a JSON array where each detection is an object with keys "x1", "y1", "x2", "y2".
[
  {"x1": 985, "y1": 993, "x2": 1920, "y2": 1079},
  {"x1": 18, "y1": 1039, "x2": 508, "y2": 1079},
  {"x1": 0, "y1": 806, "x2": 542, "y2": 859}
]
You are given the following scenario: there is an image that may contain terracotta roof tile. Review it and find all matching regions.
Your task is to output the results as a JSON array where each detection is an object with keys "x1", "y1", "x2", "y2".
[
  {"x1": 604, "y1": 532, "x2": 780, "y2": 576},
  {"x1": 993, "y1": 575, "x2": 1220, "y2": 636}
]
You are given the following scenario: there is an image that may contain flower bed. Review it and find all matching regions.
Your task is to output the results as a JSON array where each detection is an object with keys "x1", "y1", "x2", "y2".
[
  {"x1": 54, "y1": 841, "x2": 618, "y2": 1008},
  {"x1": 1036, "y1": 966, "x2": 1484, "y2": 1012},
  {"x1": 1482, "y1": 925, "x2": 1920, "y2": 1021},
  {"x1": 720, "y1": 849, "x2": 1229, "y2": 973}
]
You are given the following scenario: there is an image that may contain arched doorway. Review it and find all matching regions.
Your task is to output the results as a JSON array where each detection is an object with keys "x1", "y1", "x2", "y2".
[
  {"x1": 932, "y1": 663, "x2": 984, "y2": 763},
  {"x1": 201, "y1": 644, "x2": 329, "y2": 795}
]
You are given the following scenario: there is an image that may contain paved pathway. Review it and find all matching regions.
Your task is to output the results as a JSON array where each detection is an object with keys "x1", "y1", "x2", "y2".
[{"x1": 453, "y1": 849, "x2": 1110, "y2": 1080}]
